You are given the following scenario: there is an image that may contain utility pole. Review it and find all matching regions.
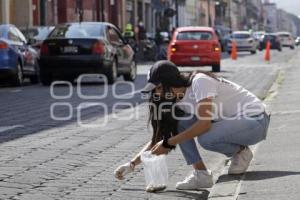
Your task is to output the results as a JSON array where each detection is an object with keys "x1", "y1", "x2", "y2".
[
  {"x1": 40, "y1": 0, "x2": 46, "y2": 25},
  {"x1": 175, "y1": 0, "x2": 179, "y2": 27},
  {"x1": 207, "y1": 0, "x2": 212, "y2": 27}
]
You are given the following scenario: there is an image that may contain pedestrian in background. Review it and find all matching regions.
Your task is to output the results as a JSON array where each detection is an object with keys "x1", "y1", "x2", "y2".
[
  {"x1": 114, "y1": 61, "x2": 270, "y2": 190},
  {"x1": 123, "y1": 23, "x2": 137, "y2": 52},
  {"x1": 135, "y1": 21, "x2": 147, "y2": 61}
]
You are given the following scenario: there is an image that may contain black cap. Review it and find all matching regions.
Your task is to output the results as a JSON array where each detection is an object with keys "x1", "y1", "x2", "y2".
[{"x1": 141, "y1": 60, "x2": 181, "y2": 93}]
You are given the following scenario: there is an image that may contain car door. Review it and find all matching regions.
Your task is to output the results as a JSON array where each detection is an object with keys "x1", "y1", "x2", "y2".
[
  {"x1": 7, "y1": 26, "x2": 24, "y2": 68},
  {"x1": 113, "y1": 27, "x2": 133, "y2": 66},
  {"x1": 14, "y1": 27, "x2": 37, "y2": 74},
  {"x1": 107, "y1": 27, "x2": 130, "y2": 68}
]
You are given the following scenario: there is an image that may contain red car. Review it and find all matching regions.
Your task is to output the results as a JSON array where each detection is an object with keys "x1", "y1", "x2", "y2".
[{"x1": 167, "y1": 27, "x2": 221, "y2": 72}]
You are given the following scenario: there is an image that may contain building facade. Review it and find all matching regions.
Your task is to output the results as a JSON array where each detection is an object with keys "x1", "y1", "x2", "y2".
[
  {"x1": 263, "y1": 1, "x2": 278, "y2": 32},
  {"x1": 0, "y1": 0, "x2": 33, "y2": 27}
]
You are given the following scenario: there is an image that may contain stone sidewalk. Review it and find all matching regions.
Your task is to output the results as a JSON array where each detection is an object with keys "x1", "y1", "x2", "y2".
[
  {"x1": 0, "y1": 66, "x2": 280, "y2": 200},
  {"x1": 237, "y1": 49, "x2": 300, "y2": 200},
  {"x1": 208, "y1": 50, "x2": 300, "y2": 200}
]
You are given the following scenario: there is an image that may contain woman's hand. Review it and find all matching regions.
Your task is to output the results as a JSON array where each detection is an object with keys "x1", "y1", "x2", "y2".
[
  {"x1": 151, "y1": 140, "x2": 170, "y2": 155},
  {"x1": 114, "y1": 162, "x2": 134, "y2": 180}
]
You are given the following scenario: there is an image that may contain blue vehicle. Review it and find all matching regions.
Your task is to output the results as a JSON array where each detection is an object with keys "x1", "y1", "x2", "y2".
[{"x1": 0, "y1": 24, "x2": 39, "y2": 85}]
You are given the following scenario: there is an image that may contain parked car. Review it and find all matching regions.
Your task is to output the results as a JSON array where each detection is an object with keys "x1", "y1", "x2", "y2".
[
  {"x1": 214, "y1": 25, "x2": 231, "y2": 52},
  {"x1": 295, "y1": 36, "x2": 300, "y2": 46},
  {"x1": 0, "y1": 24, "x2": 39, "y2": 85},
  {"x1": 20, "y1": 26, "x2": 54, "y2": 54},
  {"x1": 227, "y1": 31, "x2": 257, "y2": 54},
  {"x1": 259, "y1": 33, "x2": 282, "y2": 51},
  {"x1": 277, "y1": 32, "x2": 295, "y2": 49},
  {"x1": 39, "y1": 22, "x2": 136, "y2": 85},
  {"x1": 167, "y1": 26, "x2": 221, "y2": 72}
]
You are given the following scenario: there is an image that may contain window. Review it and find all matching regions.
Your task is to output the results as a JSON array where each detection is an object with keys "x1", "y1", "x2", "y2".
[
  {"x1": 8, "y1": 27, "x2": 22, "y2": 42},
  {"x1": 49, "y1": 24, "x2": 105, "y2": 38},
  {"x1": 176, "y1": 31, "x2": 213, "y2": 40},
  {"x1": 0, "y1": 26, "x2": 4, "y2": 37},
  {"x1": 14, "y1": 28, "x2": 27, "y2": 43},
  {"x1": 232, "y1": 33, "x2": 250, "y2": 39},
  {"x1": 108, "y1": 27, "x2": 124, "y2": 45}
]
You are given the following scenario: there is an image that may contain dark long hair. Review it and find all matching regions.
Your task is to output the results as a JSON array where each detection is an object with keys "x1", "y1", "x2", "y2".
[{"x1": 148, "y1": 71, "x2": 219, "y2": 146}]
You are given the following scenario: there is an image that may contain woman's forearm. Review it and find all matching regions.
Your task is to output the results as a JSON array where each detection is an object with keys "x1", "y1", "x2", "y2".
[
  {"x1": 168, "y1": 120, "x2": 211, "y2": 146},
  {"x1": 130, "y1": 141, "x2": 153, "y2": 166}
]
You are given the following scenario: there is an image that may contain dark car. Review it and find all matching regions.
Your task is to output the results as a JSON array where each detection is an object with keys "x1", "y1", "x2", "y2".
[
  {"x1": 295, "y1": 36, "x2": 300, "y2": 46},
  {"x1": 20, "y1": 26, "x2": 54, "y2": 53},
  {"x1": 259, "y1": 33, "x2": 282, "y2": 51},
  {"x1": 0, "y1": 24, "x2": 39, "y2": 85},
  {"x1": 39, "y1": 22, "x2": 136, "y2": 85},
  {"x1": 214, "y1": 25, "x2": 231, "y2": 52}
]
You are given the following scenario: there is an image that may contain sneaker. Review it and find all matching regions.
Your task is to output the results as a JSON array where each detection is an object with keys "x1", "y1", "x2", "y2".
[
  {"x1": 176, "y1": 170, "x2": 214, "y2": 190},
  {"x1": 228, "y1": 147, "x2": 253, "y2": 175}
]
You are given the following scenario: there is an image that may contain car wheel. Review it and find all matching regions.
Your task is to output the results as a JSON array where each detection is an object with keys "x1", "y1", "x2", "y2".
[
  {"x1": 123, "y1": 60, "x2": 137, "y2": 82},
  {"x1": 251, "y1": 50, "x2": 256, "y2": 54},
  {"x1": 40, "y1": 72, "x2": 53, "y2": 86},
  {"x1": 212, "y1": 64, "x2": 221, "y2": 72},
  {"x1": 12, "y1": 62, "x2": 23, "y2": 86},
  {"x1": 227, "y1": 51, "x2": 231, "y2": 55},
  {"x1": 278, "y1": 47, "x2": 282, "y2": 52},
  {"x1": 30, "y1": 59, "x2": 40, "y2": 84},
  {"x1": 106, "y1": 59, "x2": 118, "y2": 84},
  {"x1": 290, "y1": 46, "x2": 295, "y2": 50}
]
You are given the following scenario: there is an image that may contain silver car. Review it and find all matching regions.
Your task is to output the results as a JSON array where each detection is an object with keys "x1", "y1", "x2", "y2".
[
  {"x1": 227, "y1": 31, "x2": 257, "y2": 54},
  {"x1": 277, "y1": 32, "x2": 295, "y2": 49}
]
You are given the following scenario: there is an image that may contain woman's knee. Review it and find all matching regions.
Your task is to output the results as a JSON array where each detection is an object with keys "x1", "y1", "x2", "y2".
[{"x1": 197, "y1": 136, "x2": 215, "y2": 151}]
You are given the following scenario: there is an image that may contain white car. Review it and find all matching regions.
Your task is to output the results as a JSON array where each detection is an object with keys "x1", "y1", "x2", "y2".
[
  {"x1": 227, "y1": 31, "x2": 257, "y2": 54},
  {"x1": 277, "y1": 32, "x2": 295, "y2": 49}
]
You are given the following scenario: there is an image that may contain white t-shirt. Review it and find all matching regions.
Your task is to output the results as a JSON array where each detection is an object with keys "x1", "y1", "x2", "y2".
[{"x1": 176, "y1": 73, "x2": 265, "y2": 120}]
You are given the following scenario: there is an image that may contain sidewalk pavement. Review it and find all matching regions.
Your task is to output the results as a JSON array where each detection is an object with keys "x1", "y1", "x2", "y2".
[{"x1": 209, "y1": 51, "x2": 300, "y2": 200}]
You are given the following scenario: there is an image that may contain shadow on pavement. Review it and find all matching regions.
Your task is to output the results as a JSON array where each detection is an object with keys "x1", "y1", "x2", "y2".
[
  {"x1": 221, "y1": 52, "x2": 255, "y2": 60},
  {"x1": 217, "y1": 170, "x2": 300, "y2": 183},
  {"x1": 121, "y1": 188, "x2": 209, "y2": 200},
  {"x1": 157, "y1": 189, "x2": 209, "y2": 200}
]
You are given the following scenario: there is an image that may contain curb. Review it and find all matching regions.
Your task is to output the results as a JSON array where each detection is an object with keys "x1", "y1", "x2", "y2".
[{"x1": 208, "y1": 68, "x2": 284, "y2": 200}]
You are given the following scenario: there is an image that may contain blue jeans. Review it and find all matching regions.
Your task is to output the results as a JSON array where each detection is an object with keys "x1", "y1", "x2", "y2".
[{"x1": 178, "y1": 113, "x2": 270, "y2": 165}]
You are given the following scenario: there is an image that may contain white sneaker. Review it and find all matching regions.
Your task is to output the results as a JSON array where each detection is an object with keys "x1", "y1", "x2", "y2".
[
  {"x1": 228, "y1": 147, "x2": 253, "y2": 175},
  {"x1": 176, "y1": 170, "x2": 214, "y2": 190}
]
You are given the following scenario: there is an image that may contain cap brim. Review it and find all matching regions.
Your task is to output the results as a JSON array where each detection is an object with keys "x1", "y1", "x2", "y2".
[{"x1": 141, "y1": 82, "x2": 157, "y2": 93}]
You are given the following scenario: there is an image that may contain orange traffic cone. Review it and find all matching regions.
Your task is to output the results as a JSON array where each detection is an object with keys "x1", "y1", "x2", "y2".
[
  {"x1": 264, "y1": 40, "x2": 271, "y2": 62},
  {"x1": 231, "y1": 41, "x2": 237, "y2": 60}
]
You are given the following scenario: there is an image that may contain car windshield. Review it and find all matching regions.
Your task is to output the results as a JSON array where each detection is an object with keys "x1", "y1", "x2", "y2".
[
  {"x1": 23, "y1": 27, "x2": 53, "y2": 41},
  {"x1": 264, "y1": 35, "x2": 276, "y2": 40},
  {"x1": 233, "y1": 33, "x2": 250, "y2": 39},
  {"x1": 279, "y1": 34, "x2": 290, "y2": 38},
  {"x1": 0, "y1": 26, "x2": 4, "y2": 38},
  {"x1": 49, "y1": 24, "x2": 105, "y2": 38},
  {"x1": 176, "y1": 31, "x2": 212, "y2": 40}
]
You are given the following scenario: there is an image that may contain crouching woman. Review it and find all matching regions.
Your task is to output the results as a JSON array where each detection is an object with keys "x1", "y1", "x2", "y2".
[{"x1": 114, "y1": 61, "x2": 270, "y2": 190}]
